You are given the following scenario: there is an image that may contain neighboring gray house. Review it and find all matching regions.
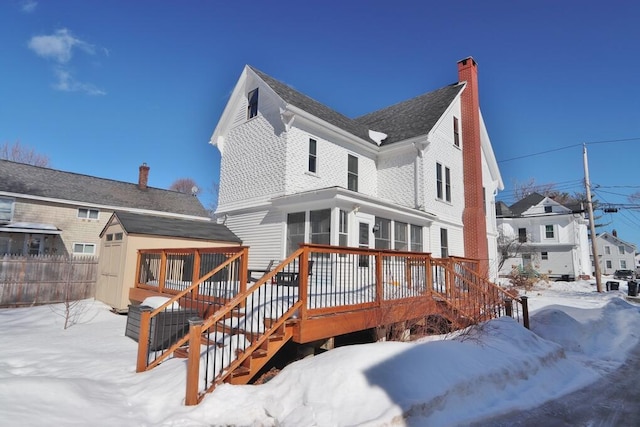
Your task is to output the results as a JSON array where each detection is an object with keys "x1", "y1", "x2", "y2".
[
  {"x1": 0, "y1": 160, "x2": 211, "y2": 257},
  {"x1": 593, "y1": 231, "x2": 637, "y2": 275},
  {"x1": 211, "y1": 58, "x2": 504, "y2": 278},
  {"x1": 496, "y1": 192, "x2": 591, "y2": 280}
]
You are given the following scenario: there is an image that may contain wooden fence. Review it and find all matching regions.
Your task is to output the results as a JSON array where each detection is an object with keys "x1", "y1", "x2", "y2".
[{"x1": 0, "y1": 255, "x2": 98, "y2": 307}]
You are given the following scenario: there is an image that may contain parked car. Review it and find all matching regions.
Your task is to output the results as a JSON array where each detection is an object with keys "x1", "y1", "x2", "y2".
[{"x1": 613, "y1": 269, "x2": 635, "y2": 280}]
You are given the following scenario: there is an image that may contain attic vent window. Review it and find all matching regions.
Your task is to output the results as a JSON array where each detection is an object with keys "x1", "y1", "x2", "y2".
[
  {"x1": 544, "y1": 206, "x2": 552, "y2": 213},
  {"x1": 247, "y1": 88, "x2": 258, "y2": 119}
]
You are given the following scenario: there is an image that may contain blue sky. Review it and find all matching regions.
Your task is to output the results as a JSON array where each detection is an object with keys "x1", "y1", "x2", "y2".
[{"x1": 2, "y1": 1, "x2": 640, "y2": 248}]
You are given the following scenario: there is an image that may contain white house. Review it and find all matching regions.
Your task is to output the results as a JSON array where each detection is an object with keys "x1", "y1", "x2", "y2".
[
  {"x1": 594, "y1": 231, "x2": 637, "y2": 275},
  {"x1": 496, "y1": 193, "x2": 591, "y2": 280},
  {"x1": 210, "y1": 57, "x2": 504, "y2": 278}
]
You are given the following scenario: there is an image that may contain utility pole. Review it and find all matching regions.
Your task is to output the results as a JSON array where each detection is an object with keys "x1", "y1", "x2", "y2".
[{"x1": 583, "y1": 144, "x2": 602, "y2": 292}]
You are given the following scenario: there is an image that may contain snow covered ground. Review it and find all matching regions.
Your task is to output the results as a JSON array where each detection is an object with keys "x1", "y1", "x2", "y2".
[{"x1": 1, "y1": 278, "x2": 639, "y2": 426}]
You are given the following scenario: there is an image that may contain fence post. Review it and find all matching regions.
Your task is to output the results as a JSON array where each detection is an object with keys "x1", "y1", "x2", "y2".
[
  {"x1": 503, "y1": 298, "x2": 512, "y2": 317},
  {"x1": 136, "y1": 307, "x2": 152, "y2": 373},
  {"x1": 191, "y1": 249, "x2": 201, "y2": 300},
  {"x1": 520, "y1": 296, "x2": 530, "y2": 329},
  {"x1": 185, "y1": 318, "x2": 203, "y2": 406},
  {"x1": 158, "y1": 250, "x2": 167, "y2": 293}
]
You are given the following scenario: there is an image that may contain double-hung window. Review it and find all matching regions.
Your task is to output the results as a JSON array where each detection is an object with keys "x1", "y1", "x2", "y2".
[
  {"x1": 436, "y1": 163, "x2": 451, "y2": 202},
  {"x1": 545, "y1": 225, "x2": 554, "y2": 239},
  {"x1": 347, "y1": 154, "x2": 358, "y2": 192},
  {"x1": 0, "y1": 197, "x2": 14, "y2": 223},
  {"x1": 453, "y1": 117, "x2": 460, "y2": 147},
  {"x1": 440, "y1": 228, "x2": 449, "y2": 258},
  {"x1": 309, "y1": 209, "x2": 331, "y2": 246},
  {"x1": 338, "y1": 210, "x2": 348, "y2": 247},
  {"x1": 308, "y1": 138, "x2": 317, "y2": 173}
]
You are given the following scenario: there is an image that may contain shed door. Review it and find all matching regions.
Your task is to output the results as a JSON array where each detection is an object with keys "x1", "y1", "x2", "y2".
[{"x1": 100, "y1": 243, "x2": 123, "y2": 307}]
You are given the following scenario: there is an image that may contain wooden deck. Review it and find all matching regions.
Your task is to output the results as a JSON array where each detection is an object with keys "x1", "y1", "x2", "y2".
[{"x1": 128, "y1": 244, "x2": 528, "y2": 405}]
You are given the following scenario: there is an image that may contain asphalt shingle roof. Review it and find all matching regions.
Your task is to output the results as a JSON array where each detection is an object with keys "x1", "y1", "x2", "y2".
[
  {"x1": 112, "y1": 211, "x2": 241, "y2": 242},
  {"x1": 507, "y1": 192, "x2": 546, "y2": 216},
  {"x1": 249, "y1": 66, "x2": 463, "y2": 147},
  {"x1": 0, "y1": 159, "x2": 209, "y2": 217}
]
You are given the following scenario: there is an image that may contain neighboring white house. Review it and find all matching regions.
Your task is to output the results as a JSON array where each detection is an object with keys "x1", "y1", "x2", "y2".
[
  {"x1": 496, "y1": 193, "x2": 591, "y2": 280},
  {"x1": 210, "y1": 57, "x2": 504, "y2": 278},
  {"x1": 593, "y1": 231, "x2": 637, "y2": 276}
]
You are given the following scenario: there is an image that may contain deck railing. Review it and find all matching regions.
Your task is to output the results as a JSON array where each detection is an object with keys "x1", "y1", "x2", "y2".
[
  {"x1": 131, "y1": 244, "x2": 529, "y2": 405},
  {"x1": 134, "y1": 246, "x2": 248, "y2": 372}
]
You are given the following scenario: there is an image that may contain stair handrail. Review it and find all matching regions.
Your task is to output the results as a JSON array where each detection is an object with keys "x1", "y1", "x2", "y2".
[
  {"x1": 185, "y1": 247, "x2": 307, "y2": 404},
  {"x1": 431, "y1": 257, "x2": 528, "y2": 327},
  {"x1": 136, "y1": 249, "x2": 247, "y2": 372}
]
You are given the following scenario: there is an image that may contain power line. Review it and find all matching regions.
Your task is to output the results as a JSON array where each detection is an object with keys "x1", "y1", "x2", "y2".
[{"x1": 497, "y1": 137, "x2": 640, "y2": 164}]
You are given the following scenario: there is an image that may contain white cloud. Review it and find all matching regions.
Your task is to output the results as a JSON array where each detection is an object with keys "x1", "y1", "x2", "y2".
[
  {"x1": 53, "y1": 67, "x2": 106, "y2": 96},
  {"x1": 21, "y1": 0, "x2": 37, "y2": 13},
  {"x1": 28, "y1": 28, "x2": 94, "y2": 64},
  {"x1": 28, "y1": 28, "x2": 106, "y2": 96}
]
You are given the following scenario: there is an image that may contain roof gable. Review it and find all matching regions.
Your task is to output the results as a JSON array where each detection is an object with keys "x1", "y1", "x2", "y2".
[
  {"x1": 355, "y1": 84, "x2": 464, "y2": 145},
  {"x1": 507, "y1": 192, "x2": 546, "y2": 216},
  {"x1": 246, "y1": 66, "x2": 463, "y2": 147},
  {"x1": 0, "y1": 160, "x2": 209, "y2": 218}
]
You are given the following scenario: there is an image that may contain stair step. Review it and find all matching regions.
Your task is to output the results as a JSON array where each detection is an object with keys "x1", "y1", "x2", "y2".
[
  {"x1": 232, "y1": 366, "x2": 251, "y2": 378},
  {"x1": 173, "y1": 347, "x2": 189, "y2": 358},
  {"x1": 252, "y1": 348, "x2": 268, "y2": 358}
]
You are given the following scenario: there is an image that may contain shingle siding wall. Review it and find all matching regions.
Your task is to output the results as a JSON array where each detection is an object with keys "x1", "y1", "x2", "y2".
[
  {"x1": 284, "y1": 126, "x2": 378, "y2": 197},
  {"x1": 217, "y1": 85, "x2": 288, "y2": 210},
  {"x1": 377, "y1": 148, "x2": 416, "y2": 208},
  {"x1": 13, "y1": 198, "x2": 110, "y2": 255}
]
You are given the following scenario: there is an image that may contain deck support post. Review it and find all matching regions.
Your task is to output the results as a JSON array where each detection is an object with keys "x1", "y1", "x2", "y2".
[
  {"x1": 185, "y1": 318, "x2": 204, "y2": 406},
  {"x1": 158, "y1": 250, "x2": 167, "y2": 293},
  {"x1": 136, "y1": 307, "x2": 152, "y2": 373},
  {"x1": 503, "y1": 298, "x2": 512, "y2": 317},
  {"x1": 191, "y1": 250, "x2": 201, "y2": 301},
  {"x1": 375, "y1": 252, "x2": 384, "y2": 305}
]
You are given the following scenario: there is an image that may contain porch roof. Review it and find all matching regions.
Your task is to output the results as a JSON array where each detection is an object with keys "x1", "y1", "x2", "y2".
[
  {"x1": 270, "y1": 186, "x2": 437, "y2": 224},
  {"x1": 0, "y1": 222, "x2": 62, "y2": 235}
]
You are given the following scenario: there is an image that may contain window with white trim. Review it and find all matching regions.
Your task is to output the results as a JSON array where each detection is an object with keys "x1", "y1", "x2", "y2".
[
  {"x1": 347, "y1": 154, "x2": 358, "y2": 192},
  {"x1": 308, "y1": 138, "x2": 317, "y2": 173},
  {"x1": 606, "y1": 260, "x2": 612, "y2": 269},
  {"x1": 453, "y1": 116, "x2": 460, "y2": 147},
  {"x1": 436, "y1": 163, "x2": 451, "y2": 202},
  {"x1": 394, "y1": 222, "x2": 408, "y2": 251},
  {"x1": 545, "y1": 225, "x2": 554, "y2": 239},
  {"x1": 410, "y1": 225, "x2": 423, "y2": 252},
  {"x1": 73, "y1": 243, "x2": 96, "y2": 255},
  {"x1": 541, "y1": 251, "x2": 548, "y2": 260},
  {"x1": 620, "y1": 260, "x2": 627, "y2": 269},
  {"x1": 247, "y1": 88, "x2": 258, "y2": 119},
  {"x1": 286, "y1": 212, "x2": 305, "y2": 254},
  {"x1": 618, "y1": 245, "x2": 625, "y2": 255},
  {"x1": 440, "y1": 228, "x2": 449, "y2": 258},
  {"x1": 338, "y1": 210, "x2": 348, "y2": 247},
  {"x1": 0, "y1": 197, "x2": 14, "y2": 223},
  {"x1": 78, "y1": 208, "x2": 99, "y2": 220},
  {"x1": 309, "y1": 209, "x2": 330, "y2": 246},
  {"x1": 604, "y1": 246, "x2": 611, "y2": 255},
  {"x1": 374, "y1": 217, "x2": 391, "y2": 250}
]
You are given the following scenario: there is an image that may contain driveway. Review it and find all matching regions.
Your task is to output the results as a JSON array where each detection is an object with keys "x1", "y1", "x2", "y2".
[{"x1": 471, "y1": 340, "x2": 640, "y2": 426}]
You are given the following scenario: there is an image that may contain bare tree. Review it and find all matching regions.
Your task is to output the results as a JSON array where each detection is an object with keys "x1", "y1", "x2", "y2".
[
  {"x1": 1, "y1": 141, "x2": 50, "y2": 167},
  {"x1": 512, "y1": 178, "x2": 556, "y2": 200},
  {"x1": 497, "y1": 230, "x2": 528, "y2": 272},
  {"x1": 169, "y1": 178, "x2": 200, "y2": 195}
]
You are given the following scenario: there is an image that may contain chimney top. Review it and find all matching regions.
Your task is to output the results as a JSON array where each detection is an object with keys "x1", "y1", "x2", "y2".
[
  {"x1": 457, "y1": 56, "x2": 477, "y2": 68},
  {"x1": 138, "y1": 163, "x2": 150, "y2": 190}
]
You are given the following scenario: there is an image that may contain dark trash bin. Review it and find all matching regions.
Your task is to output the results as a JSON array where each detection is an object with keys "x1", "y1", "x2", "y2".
[
  {"x1": 607, "y1": 281, "x2": 619, "y2": 291},
  {"x1": 628, "y1": 281, "x2": 638, "y2": 297}
]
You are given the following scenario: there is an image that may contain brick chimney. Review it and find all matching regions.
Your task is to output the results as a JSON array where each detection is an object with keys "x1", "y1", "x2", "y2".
[
  {"x1": 458, "y1": 57, "x2": 489, "y2": 273},
  {"x1": 138, "y1": 163, "x2": 150, "y2": 190},
  {"x1": 612, "y1": 229, "x2": 617, "y2": 237}
]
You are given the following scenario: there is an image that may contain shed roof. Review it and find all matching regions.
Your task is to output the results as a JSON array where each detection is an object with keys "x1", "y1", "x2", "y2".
[{"x1": 107, "y1": 211, "x2": 241, "y2": 242}]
